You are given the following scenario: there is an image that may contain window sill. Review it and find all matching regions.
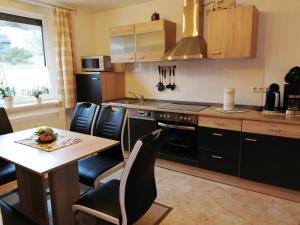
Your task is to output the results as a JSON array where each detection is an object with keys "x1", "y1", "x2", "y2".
[{"x1": 5, "y1": 101, "x2": 63, "y2": 121}]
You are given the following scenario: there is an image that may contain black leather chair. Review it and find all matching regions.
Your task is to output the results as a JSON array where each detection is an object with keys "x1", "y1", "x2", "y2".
[
  {"x1": 0, "y1": 108, "x2": 16, "y2": 186},
  {"x1": 78, "y1": 106, "x2": 127, "y2": 187},
  {"x1": 0, "y1": 200, "x2": 37, "y2": 225},
  {"x1": 70, "y1": 102, "x2": 98, "y2": 135},
  {"x1": 73, "y1": 129, "x2": 166, "y2": 225}
]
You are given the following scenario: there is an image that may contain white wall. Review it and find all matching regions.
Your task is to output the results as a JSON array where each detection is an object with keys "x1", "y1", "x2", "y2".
[
  {"x1": 91, "y1": 0, "x2": 300, "y2": 106},
  {"x1": 71, "y1": 9, "x2": 95, "y2": 73}
]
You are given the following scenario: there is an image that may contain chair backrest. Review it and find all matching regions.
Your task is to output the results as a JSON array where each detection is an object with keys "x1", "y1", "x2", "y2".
[
  {"x1": 93, "y1": 106, "x2": 127, "y2": 159},
  {"x1": 0, "y1": 108, "x2": 13, "y2": 135},
  {"x1": 119, "y1": 128, "x2": 167, "y2": 225},
  {"x1": 70, "y1": 102, "x2": 98, "y2": 135}
]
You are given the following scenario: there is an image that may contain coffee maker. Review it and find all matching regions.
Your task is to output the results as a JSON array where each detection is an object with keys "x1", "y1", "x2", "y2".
[
  {"x1": 264, "y1": 83, "x2": 281, "y2": 111},
  {"x1": 283, "y1": 67, "x2": 300, "y2": 115}
]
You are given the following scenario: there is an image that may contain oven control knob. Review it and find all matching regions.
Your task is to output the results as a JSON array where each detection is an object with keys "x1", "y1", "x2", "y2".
[
  {"x1": 179, "y1": 116, "x2": 183, "y2": 120},
  {"x1": 167, "y1": 115, "x2": 171, "y2": 119},
  {"x1": 160, "y1": 114, "x2": 163, "y2": 118},
  {"x1": 184, "y1": 117, "x2": 187, "y2": 121},
  {"x1": 164, "y1": 115, "x2": 167, "y2": 119},
  {"x1": 188, "y1": 117, "x2": 192, "y2": 121}
]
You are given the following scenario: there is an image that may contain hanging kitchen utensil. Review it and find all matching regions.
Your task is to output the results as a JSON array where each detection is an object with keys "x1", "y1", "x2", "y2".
[
  {"x1": 158, "y1": 66, "x2": 165, "y2": 92},
  {"x1": 166, "y1": 66, "x2": 172, "y2": 89},
  {"x1": 171, "y1": 65, "x2": 176, "y2": 91},
  {"x1": 156, "y1": 66, "x2": 162, "y2": 87}
]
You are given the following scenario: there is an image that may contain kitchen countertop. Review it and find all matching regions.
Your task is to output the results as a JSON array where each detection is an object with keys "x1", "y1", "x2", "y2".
[{"x1": 103, "y1": 99, "x2": 300, "y2": 125}]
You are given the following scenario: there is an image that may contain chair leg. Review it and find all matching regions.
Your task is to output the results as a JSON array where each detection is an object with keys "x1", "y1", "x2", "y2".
[{"x1": 73, "y1": 210, "x2": 80, "y2": 225}]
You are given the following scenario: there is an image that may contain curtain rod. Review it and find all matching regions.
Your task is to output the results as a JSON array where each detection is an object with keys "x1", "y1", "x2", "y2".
[{"x1": 16, "y1": 0, "x2": 77, "y2": 12}]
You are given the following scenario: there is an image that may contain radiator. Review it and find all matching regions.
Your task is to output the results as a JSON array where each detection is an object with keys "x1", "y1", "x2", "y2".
[{"x1": 10, "y1": 109, "x2": 67, "y2": 132}]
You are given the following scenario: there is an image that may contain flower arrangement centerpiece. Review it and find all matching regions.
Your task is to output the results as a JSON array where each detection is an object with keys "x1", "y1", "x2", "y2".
[{"x1": 34, "y1": 127, "x2": 56, "y2": 143}]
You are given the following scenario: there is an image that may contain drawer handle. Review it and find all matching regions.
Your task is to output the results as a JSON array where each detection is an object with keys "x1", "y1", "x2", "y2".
[
  {"x1": 210, "y1": 51, "x2": 222, "y2": 54},
  {"x1": 268, "y1": 128, "x2": 281, "y2": 132},
  {"x1": 245, "y1": 138, "x2": 257, "y2": 142},
  {"x1": 137, "y1": 56, "x2": 145, "y2": 59},
  {"x1": 212, "y1": 132, "x2": 223, "y2": 137},
  {"x1": 214, "y1": 122, "x2": 225, "y2": 126},
  {"x1": 126, "y1": 56, "x2": 134, "y2": 60},
  {"x1": 211, "y1": 155, "x2": 223, "y2": 159}
]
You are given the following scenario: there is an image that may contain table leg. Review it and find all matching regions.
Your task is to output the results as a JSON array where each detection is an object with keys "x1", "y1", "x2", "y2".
[
  {"x1": 16, "y1": 165, "x2": 49, "y2": 225},
  {"x1": 48, "y1": 162, "x2": 80, "y2": 225}
]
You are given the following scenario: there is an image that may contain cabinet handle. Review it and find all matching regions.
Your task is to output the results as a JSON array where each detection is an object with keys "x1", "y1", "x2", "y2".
[
  {"x1": 210, "y1": 51, "x2": 222, "y2": 54},
  {"x1": 245, "y1": 138, "x2": 257, "y2": 142},
  {"x1": 211, "y1": 155, "x2": 223, "y2": 159},
  {"x1": 137, "y1": 56, "x2": 145, "y2": 59},
  {"x1": 214, "y1": 122, "x2": 225, "y2": 126},
  {"x1": 126, "y1": 56, "x2": 133, "y2": 60},
  {"x1": 268, "y1": 128, "x2": 281, "y2": 132},
  {"x1": 212, "y1": 132, "x2": 223, "y2": 137}
]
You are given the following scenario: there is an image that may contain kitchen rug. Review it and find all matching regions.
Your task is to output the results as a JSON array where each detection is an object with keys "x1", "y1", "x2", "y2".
[
  {"x1": 2, "y1": 187, "x2": 172, "y2": 225},
  {"x1": 78, "y1": 202, "x2": 172, "y2": 225}
]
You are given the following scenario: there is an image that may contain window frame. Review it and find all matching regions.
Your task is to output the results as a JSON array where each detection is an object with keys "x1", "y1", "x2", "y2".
[{"x1": 0, "y1": 7, "x2": 58, "y2": 106}]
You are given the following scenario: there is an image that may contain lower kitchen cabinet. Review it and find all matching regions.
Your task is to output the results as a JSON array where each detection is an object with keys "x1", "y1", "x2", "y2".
[
  {"x1": 197, "y1": 126, "x2": 241, "y2": 176},
  {"x1": 241, "y1": 133, "x2": 300, "y2": 191},
  {"x1": 198, "y1": 150, "x2": 239, "y2": 176}
]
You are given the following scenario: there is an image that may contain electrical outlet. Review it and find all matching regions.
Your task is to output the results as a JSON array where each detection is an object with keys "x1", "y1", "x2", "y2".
[
  {"x1": 259, "y1": 87, "x2": 268, "y2": 93},
  {"x1": 251, "y1": 86, "x2": 259, "y2": 93}
]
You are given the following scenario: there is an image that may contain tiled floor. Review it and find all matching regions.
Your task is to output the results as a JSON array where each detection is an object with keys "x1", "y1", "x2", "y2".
[{"x1": 155, "y1": 167, "x2": 300, "y2": 225}]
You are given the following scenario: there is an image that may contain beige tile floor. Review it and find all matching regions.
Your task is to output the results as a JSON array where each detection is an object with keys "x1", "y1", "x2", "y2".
[{"x1": 155, "y1": 167, "x2": 300, "y2": 225}]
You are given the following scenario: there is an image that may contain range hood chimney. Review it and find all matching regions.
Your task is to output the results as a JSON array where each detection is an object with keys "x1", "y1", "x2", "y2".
[{"x1": 163, "y1": 0, "x2": 207, "y2": 61}]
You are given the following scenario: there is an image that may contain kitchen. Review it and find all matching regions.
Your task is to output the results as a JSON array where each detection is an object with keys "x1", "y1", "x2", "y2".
[{"x1": 1, "y1": 0, "x2": 300, "y2": 224}]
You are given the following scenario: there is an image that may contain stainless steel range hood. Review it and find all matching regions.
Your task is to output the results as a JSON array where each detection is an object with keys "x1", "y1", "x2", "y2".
[{"x1": 163, "y1": 0, "x2": 207, "y2": 61}]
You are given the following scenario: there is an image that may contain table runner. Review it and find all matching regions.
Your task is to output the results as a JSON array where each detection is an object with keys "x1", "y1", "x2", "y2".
[{"x1": 15, "y1": 135, "x2": 82, "y2": 152}]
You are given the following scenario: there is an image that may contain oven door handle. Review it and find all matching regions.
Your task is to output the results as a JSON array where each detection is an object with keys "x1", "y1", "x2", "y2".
[{"x1": 157, "y1": 122, "x2": 196, "y2": 131}]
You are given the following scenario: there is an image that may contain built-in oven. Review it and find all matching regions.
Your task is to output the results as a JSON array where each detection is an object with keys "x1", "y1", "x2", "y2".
[{"x1": 155, "y1": 112, "x2": 198, "y2": 166}]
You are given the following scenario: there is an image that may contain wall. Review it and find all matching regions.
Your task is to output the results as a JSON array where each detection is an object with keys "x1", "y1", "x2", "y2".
[
  {"x1": 71, "y1": 9, "x2": 95, "y2": 73},
  {"x1": 92, "y1": 0, "x2": 300, "y2": 106}
]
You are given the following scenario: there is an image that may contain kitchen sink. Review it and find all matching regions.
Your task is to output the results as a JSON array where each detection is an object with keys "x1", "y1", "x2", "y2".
[{"x1": 109, "y1": 98, "x2": 159, "y2": 106}]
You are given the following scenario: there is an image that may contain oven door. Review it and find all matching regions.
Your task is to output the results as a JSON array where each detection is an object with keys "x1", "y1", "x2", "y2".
[{"x1": 156, "y1": 121, "x2": 198, "y2": 166}]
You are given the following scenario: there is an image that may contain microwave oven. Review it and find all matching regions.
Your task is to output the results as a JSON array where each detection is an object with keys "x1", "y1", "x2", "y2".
[{"x1": 81, "y1": 55, "x2": 112, "y2": 72}]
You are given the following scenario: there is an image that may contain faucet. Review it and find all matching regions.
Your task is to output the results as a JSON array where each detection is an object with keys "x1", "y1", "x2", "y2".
[{"x1": 128, "y1": 91, "x2": 144, "y2": 104}]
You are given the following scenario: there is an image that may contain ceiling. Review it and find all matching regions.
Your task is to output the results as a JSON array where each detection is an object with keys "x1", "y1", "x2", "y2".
[{"x1": 56, "y1": 0, "x2": 155, "y2": 12}]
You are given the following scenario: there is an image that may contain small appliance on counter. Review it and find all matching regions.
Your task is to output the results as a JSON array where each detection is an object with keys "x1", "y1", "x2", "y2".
[
  {"x1": 264, "y1": 83, "x2": 281, "y2": 112},
  {"x1": 283, "y1": 67, "x2": 300, "y2": 115},
  {"x1": 81, "y1": 55, "x2": 112, "y2": 72},
  {"x1": 223, "y1": 88, "x2": 235, "y2": 111}
]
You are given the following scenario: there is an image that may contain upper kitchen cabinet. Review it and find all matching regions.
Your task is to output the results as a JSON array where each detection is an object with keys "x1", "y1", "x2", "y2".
[
  {"x1": 109, "y1": 24, "x2": 136, "y2": 63},
  {"x1": 135, "y1": 20, "x2": 176, "y2": 62},
  {"x1": 109, "y1": 20, "x2": 176, "y2": 63},
  {"x1": 207, "y1": 6, "x2": 259, "y2": 59}
]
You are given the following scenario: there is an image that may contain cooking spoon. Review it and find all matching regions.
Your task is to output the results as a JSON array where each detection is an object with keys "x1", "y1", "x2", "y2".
[
  {"x1": 166, "y1": 66, "x2": 172, "y2": 89},
  {"x1": 156, "y1": 66, "x2": 162, "y2": 87},
  {"x1": 158, "y1": 67, "x2": 165, "y2": 92},
  {"x1": 171, "y1": 65, "x2": 176, "y2": 91}
]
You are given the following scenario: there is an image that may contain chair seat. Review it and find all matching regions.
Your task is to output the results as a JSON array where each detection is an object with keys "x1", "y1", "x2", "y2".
[
  {"x1": 0, "y1": 200, "x2": 37, "y2": 225},
  {"x1": 78, "y1": 155, "x2": 123, "y2": 187},
  {"x1": 0, "y1": 161, "x2": 16, "y2": 186},
  {"x1": 74, "y1": 179, "x2": 121, "y2": 219}
]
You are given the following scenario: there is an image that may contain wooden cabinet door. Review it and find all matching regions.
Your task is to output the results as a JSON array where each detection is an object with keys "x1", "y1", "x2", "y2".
[
  {"x1": 241, "y1": 133, "x2": 300, "y2": 191},
  {"x1": 207, "y1": 6, "x2": 258, "y2": 58},
  {"x1": 135, "y1": 20, "x2": 176, "y2": 62}
]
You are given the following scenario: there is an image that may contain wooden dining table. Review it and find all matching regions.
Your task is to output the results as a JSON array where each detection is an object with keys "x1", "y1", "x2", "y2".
[{"x1": 0, "y1": 128, "x2": 119, "y2": 225}]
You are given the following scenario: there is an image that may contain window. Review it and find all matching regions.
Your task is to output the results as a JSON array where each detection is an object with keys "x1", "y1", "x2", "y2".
[{"x1": 0, "y1": 11, "x2": 57, "y2": 105}]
